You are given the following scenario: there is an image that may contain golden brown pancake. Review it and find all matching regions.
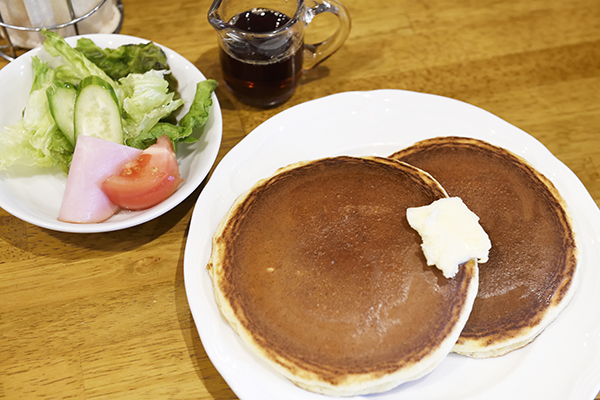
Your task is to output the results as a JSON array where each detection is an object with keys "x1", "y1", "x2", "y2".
[
  {"x1": 207, "y1": 156, "x2": 479, "y2": 395},
  {"x1": 390, "y1": 137, "x2": 579, "y2": 358}
]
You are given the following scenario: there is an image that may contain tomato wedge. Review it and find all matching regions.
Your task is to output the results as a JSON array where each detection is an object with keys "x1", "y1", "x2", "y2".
[{"x1": 102, "y1": 135, "x2": 183, "y2": 210}]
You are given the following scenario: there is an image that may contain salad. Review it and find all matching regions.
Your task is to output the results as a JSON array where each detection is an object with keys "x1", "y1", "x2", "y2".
[
  {"x1": 0, "y1": 30, "x2": 218, "y2": 224},
  {"x1": 0, "y1": 30, "x2": 217, "y2": 173}
]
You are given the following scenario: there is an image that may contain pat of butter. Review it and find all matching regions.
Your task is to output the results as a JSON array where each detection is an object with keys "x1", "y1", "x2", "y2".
[{"x1": 406, "y1": 197, "x2": 491, "y2": 278}]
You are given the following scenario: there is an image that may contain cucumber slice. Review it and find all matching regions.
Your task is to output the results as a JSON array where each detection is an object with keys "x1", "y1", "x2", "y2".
[
  {"x1": 47, "y1": 82, "x2": 77, "y2": 145},
  {"x1": 74, "y1": 76, "x2": 123, "y2": 144}
]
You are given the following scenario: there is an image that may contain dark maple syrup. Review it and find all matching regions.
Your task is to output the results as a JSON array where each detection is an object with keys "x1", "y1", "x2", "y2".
[{"x1": 220, "y1": 8, "x2": 303, "y2": 108}]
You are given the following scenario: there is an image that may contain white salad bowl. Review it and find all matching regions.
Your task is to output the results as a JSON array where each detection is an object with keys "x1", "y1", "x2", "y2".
[{"x1": 0, "y1": 33, "x2": 222, "y2": 233}]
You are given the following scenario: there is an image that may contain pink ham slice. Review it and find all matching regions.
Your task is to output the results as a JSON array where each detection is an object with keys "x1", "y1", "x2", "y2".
[{"x1": 58, "y1": 135, "x2": 143, "y2": 223}]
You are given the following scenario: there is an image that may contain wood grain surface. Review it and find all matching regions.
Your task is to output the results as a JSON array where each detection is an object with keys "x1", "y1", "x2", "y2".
[{"x1": 1, "y1": 0, "x2": 599, "y2": 398}]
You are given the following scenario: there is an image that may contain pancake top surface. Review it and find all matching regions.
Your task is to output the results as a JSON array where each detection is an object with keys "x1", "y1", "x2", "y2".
[
  {"x1": 208, "y1": 156, "x2": 478, "y2": 392},
  {"x1": 390, "y1": 137, "x2": 578, "y2": 351}
]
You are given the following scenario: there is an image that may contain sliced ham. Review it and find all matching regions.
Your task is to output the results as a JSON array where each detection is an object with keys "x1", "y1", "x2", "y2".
[{"x1": 58, "y1": 135, "x2": 143, "y2": 223}]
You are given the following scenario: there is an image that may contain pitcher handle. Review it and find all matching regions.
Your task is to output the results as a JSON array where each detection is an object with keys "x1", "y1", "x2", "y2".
[{"x1": 303, "y1": 0, "x2": 351, "y2": 70}]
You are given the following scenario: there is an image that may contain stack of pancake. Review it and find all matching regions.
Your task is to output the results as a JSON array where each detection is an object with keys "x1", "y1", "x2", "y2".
[{"x1": 206, "y1": 137, "x2": 578, "y2": 396}]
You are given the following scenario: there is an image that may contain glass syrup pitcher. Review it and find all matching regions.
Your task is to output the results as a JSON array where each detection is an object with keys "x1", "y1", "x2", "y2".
[{"x1": 208, "y1": 0, "x2": 351, "y2": 108}]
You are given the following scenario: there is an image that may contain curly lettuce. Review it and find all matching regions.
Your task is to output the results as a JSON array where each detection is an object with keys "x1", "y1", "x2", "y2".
[
  {"x1": 119, "y1": 70, "x2": 184, "y2": 143},
  {"x1": 126, "y1": 79, "x2": 218, "y2": 150},
  {"x1": 42, "y1": 30, "x2": 122, "y2": 102},
  {"x1": 75, "y1": 38, "x2": 178, "y2": 94}
]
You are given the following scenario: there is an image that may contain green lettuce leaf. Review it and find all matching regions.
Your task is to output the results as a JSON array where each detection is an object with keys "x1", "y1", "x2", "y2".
[
  {"x1": 0, "y1": 119, "x2": 48, "y2": 170},
  {"x1": 41, "y1": 29, "x2": 123, "y2": 103},
  {"x1": 30, "y1": 55, "x2": 56, "y2": 92},
  {"x1": 0, "y1": 56, "x2": 73, "y2": 172},
  {"x1": 126, "y1": 79, "x2": 218, "y2": 150},
  {"x1": 179, "y1": 79, "x2": 218, "y2": 133},
  {"x1": 120, "y1": 69, "x2": 184, "y2": 143},
  {"x1": 75, "y1": 38, "x2": 178, "y2": 93}
]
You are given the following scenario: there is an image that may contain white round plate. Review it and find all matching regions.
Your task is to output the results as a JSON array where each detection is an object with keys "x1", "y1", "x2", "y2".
[
  {"x1": 0, "y1": 33, "x2": 222, "y2": 233},
  {"x1": 184, "y1": 90, "x2": 600, "y2": 399}
]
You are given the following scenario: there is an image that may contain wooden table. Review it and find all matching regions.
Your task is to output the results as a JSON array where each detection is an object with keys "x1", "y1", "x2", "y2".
[{"x1": 1, "y1": 0, "x2": 599, "y2": 398}]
